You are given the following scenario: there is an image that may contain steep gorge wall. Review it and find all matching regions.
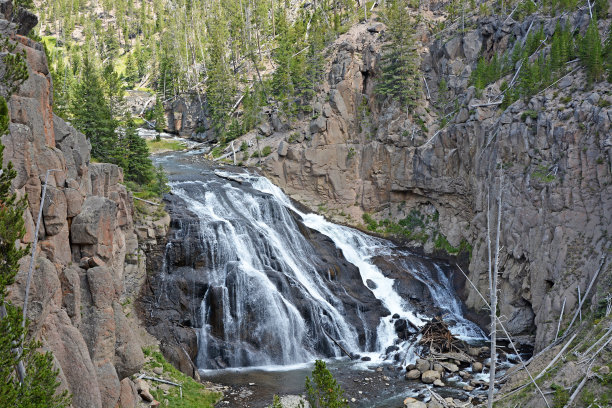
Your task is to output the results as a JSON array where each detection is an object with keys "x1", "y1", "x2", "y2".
[
  {"x1": 257, "y1": 12, "x2": 611, "y2": 350},
  {"x1": 0, "y1": 3, "x2": 161, "y2": 407}
]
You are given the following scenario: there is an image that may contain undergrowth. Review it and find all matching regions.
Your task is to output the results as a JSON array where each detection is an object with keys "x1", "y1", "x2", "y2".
[{"x1": 142, "y1": 346, "x2": 221, "y2": 408}]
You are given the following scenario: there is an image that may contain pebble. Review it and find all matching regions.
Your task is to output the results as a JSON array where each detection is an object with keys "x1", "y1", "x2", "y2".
[{"x1": 248, "y1": 383, "x2": 255, "y2": 386}]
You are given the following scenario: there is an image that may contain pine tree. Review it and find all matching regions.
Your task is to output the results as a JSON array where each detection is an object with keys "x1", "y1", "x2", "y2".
[
  {"x1": 304, "y1": 360, "x2": 348, "y2": 408},
  {"x1": 69, "y1": 52, "x2": 117, "y2": 162},
  {"x1": 152, "y1": 94, "x2": 166, "y2": 133},
  {"x1": 121, "y1": 117, "x2": 154, "y2": 185},
  {"x1": 376, "y1": 0, "x2": 421, "y2": 112},
  {"x1": 580, "y1": 16, "x2": 604, "y2": 84},
  {"x1": 102, "y1": 60, "x2": 125, "y2": 118}
]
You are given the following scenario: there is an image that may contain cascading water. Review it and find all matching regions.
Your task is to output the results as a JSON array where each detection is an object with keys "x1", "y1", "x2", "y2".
[{"x1": 153, "y1": 154, "x2": 485, "y2": 370}]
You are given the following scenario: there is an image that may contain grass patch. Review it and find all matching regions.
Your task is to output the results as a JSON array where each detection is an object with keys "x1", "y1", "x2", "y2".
[
  {"x1": 142, "y1": 347, "x2": 221, "y2": 408},
  {"x1": 146, "y1": 139, "x2": 186, "y2": 153},
  {"x1": 532, "y1": 165, "x2": 556, "y2": 183}
]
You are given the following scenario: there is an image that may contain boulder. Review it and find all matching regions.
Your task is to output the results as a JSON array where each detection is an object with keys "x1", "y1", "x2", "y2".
[
  {"x1": 278, "y1": 141, "x2": 288, "y2": 157},
  {"x1": 309, "y1": 116, "x2": 327, "y2": 134},
  {"x1": 421, "y1": 370, "x2": 441, "y2": 384},
  {"x1": 403, "y1": 397, "x2": 426, "y2": 408},
  {"x1": 134, "y1": 379, "x2": 154, "y2": 403},
  {"x1": 416, "y1": 358, "x2": 430, "y2": 373},
  {"x1": 462, "y1": 30, "x2": 482, "y2": 61},
  {"x1": 405, "y1": 369, "x2": 421, "y2": 380},
  {"x1": 117, "y1": 378, "x2": 138, "y2": 408}
]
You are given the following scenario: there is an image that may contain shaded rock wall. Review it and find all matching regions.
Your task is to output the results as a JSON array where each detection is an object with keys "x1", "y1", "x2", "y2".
[
  {"x1": 0, "y1": 4, "x2": 152, "y2": 407},
  {"x1": 258, "y1": 13, "x2": 611, "y2": 350}
]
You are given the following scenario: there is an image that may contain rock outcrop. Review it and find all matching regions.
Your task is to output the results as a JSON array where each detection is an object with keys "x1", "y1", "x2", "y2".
[
  {"x1": 240, "y1": 12, "x2": 611, "y2": 350},
  {"x1": 0, "y1": 3, "x2": 153, "y2": 407}
]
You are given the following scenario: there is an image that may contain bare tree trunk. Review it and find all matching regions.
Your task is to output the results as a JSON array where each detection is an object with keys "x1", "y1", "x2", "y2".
[{"x1": 488, "y1": 175, "x2": 503, "y2": 408}]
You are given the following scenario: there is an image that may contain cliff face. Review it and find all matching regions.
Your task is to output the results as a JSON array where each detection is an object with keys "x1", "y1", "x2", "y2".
[
  {"x1": 254, "y1": 12, "x2": 611, "y2": 350},
  {"x1": 0, "y1": 4, "x2": 156, "y2": 407}
]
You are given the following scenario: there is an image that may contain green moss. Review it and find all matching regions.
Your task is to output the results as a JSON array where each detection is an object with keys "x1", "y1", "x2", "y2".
[{"x1": 142, "y1": 347, "x2": 221, "y2": 408}]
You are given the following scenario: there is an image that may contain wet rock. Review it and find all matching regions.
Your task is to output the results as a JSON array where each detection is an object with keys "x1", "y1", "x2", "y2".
[
  {"x1": 441, "y1": 362, "x2": 459, "y2": 372},
  {"x1": 421, "y1": 370, "x2": 441, "y2": 384},
  {"x1": 472, "y1": 362, "x2": 483, "y2": 373},
  {"x1": 405, "y1": 369, "x2": 421, "y2": 380},
  {"x1": 433, "y1": 379, "x2": 445, "y2": 387},
  {"x1": 404, "y1": 397, "x2": 426, "y2": 408},
  {"x1": 416, "y1": 358, "x2": 430, "y2": 373}
]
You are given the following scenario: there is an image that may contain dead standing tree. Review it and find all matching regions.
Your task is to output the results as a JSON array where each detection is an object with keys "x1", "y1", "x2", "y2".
[{"x1": 487, "y1": 173, "x2": 503, "y2": 408}]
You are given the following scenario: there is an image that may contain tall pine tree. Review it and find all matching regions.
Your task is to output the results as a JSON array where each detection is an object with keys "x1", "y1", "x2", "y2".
[
  {"x1": 376, "y1": 0, "x2": 421, "y2": 112},
  {"x1": 69, "y1": 52, "x2": 118, "y2": 162}
]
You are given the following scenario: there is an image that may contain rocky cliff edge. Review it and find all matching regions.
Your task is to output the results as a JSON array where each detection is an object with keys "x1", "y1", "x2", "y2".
[{"x1": 0, "y1": 3, "x2": 168, "y2": 407}]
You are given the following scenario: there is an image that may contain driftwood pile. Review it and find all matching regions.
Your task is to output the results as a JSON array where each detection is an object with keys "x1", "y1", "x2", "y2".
[{"x1": 419, "y1": 316, "x2": 465, "y2": 354}]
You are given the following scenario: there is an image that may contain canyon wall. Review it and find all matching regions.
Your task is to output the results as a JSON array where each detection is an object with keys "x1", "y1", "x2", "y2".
[
  {"x1": 0, "y1": 3, "x2": 163, "y2": 407},
  {"x1": 253, "y1": 12, "x2": 611, "y2": 350}
]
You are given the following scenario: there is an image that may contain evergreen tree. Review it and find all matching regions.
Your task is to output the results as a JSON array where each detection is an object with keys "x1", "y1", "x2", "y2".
[
  {"x1": 102, "y1": 60, "x2": 125, "y2": 118},
  {"x1": 121, "y1": 117, "x2": 154, "y2": 184},
  {"x1": 376, "y1": 0, "x2": 421, "y2": 112},
  {"x1": 152, "y1": 94, "x2": 166, "y2": 133},
  {"x1": 69, "y1": 52, "x2": 117, "y2": 162},
  {"x1": 579, "y1": 16, "x2": 604, "y2": 84},
  {"x1": 304, "y1": 360, "x2": 348, "y2": 408}
]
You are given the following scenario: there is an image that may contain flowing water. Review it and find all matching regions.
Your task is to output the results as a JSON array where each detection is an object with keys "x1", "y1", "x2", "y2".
[{"x1": 152, "y1": 152, "x2": 488, "y2": 406}]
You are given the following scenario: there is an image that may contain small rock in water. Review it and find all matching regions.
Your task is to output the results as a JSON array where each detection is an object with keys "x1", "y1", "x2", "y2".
[
  {"x1": 351, "y1": 398, "x2": 356, "y2": 403},
  {"x1": 472, "y1": 362, "x2": 483, "y2": 373},
  {"x1": 433, "y1": 379, "x2": 445, "y2": 387},
  {"x1": 376, "y1": 367, "x2": 383, "y2": 372},
  {"x1": 248, "y1": 383, "x2": 255, "y2": 386},
  {"x1": 392, "y1": 313, "x2": 400, "y2": 319},
  {"x1": 361, "y1": 356, "x2": 371, "y2": 362},
  {"x1": 463, "y1": 385, "x2": 475, "y2": 391}
]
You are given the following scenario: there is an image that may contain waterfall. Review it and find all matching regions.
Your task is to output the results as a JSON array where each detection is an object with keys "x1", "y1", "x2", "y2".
[{"x1": 161, "y1": 167, "x2": 485, "y2": 369}]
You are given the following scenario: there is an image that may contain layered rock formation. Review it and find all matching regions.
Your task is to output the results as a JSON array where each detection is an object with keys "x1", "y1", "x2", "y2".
[
  {"x1": 0, "y1": 3, "x2": 156, "y2": 407},
  {"x1": 245, "y1": 12, "x2": 611, "y2": 350}
]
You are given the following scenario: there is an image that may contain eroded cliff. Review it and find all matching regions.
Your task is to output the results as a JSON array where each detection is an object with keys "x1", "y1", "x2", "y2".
[
  {"x1": 233, "y1": 10, "x2": 611, "y2": 351},
  {"x1": 0, "y1": 3, "x2": 167, "y2": 407}
]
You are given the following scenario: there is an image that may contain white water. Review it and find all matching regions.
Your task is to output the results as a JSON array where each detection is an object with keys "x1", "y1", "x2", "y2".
[{"x1": 166, "y1": 169, "x2": 485, "y2": 369}]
